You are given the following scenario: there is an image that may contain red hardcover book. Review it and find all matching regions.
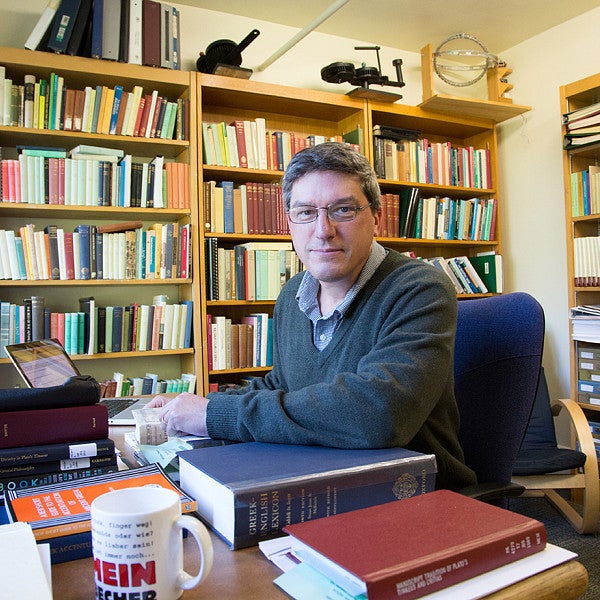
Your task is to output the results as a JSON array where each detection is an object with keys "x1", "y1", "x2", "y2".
[
  {"x1": 132, "y1": 96, "x2": 147, "y2": 137},
  {"x1": 230, "y1": 120, "x2": 248, "y2": 168},
  {"x1": 283, "y1": 489, "x2": 546, "y2": 600},
  {"x1": 0, "y1": 404, "x2": 109, "y2": 449},
  {"x1": 137, "y1": 94, "x2": 153, "y2": 137},
  {"x1": 141, "y1": 0, "x2": 161, "y2": 67},
  {"x1": 63, "y1": 232, "x2": 75, "y2": 280}
]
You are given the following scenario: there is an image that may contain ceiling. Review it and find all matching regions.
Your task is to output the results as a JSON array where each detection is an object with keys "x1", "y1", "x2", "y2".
[{"x1": 175, "y1": 0, "x2": 600, "y2": 55}]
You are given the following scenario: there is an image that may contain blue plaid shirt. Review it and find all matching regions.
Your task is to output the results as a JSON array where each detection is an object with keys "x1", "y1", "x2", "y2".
[{"x1": 296, "y1": 241, "x2": 387, "y2": 350}]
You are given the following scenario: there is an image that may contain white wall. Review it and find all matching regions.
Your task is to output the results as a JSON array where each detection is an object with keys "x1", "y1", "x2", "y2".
[{"x1": 4, "y1": 1, "x2": 600, "y2": 400}]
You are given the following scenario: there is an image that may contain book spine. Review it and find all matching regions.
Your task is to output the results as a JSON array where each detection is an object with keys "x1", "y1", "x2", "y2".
[
  {"x1": 0, "y1": 464, "x2": 118, "y2": 494},
  {"x1": 0, "y1": 438, "x2": 115, "y2": 466},
  {"x1": 0, "y1": 454, "x2": 117, "y2": 477},
  {"x1": 47, "y1": 530, "x2": 93, "y2": 564},
  {"x1": 0, "y1": 404, "x2": 109, "y2": 449},
  {"x1": 366, "y1": 522, "x2": 546, "y2": 600}
]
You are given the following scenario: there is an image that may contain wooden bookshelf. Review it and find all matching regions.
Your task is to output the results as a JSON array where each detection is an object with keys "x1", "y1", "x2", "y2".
[
  {"x1": 561, "y1": 73, "x2": 600, "y2": 421},
  {"x1": 196, "y1": 74, "x2": 513, "y2": 392},
  {"x1": 0, "y1": 46, "x2": 202, "y2": 391}
]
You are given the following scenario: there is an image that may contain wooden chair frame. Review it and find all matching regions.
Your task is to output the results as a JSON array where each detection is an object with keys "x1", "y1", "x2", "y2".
[{"x1": 512, "y1": 397, "x2": 599, "y2": 534}]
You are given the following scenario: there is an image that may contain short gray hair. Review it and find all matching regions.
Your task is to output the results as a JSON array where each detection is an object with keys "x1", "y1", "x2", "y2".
[{"x1": 281, "y1": 142, "x2": 381, "y2": 212}]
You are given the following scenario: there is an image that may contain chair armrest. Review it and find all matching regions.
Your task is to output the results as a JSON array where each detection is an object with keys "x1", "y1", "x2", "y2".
[
  {"x1": 551, "y1": 398, "x2": 599, "y2": 472},
  {"x1": 459, "y1": 481, "x2": 525, "y2": 502}
]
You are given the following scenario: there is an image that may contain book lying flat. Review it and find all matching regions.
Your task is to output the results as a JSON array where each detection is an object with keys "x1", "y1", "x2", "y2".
[
  {"x1": 4, "y1": 463, "x2": 195, "y2": 541},
  {"x1": 283, "y1": 489, "x2": 546, "y2": 600},
  {"x1": 178, "y1": 442, "x2": 437, "y2": 549}
]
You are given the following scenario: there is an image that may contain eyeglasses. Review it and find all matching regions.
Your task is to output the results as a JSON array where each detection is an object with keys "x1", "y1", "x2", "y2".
[{"x1": 286, "y1": 202, "x2": 372, "y2": 224}]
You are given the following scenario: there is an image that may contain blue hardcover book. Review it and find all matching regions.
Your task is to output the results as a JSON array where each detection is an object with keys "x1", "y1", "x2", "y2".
[
  {"x1": 108, "y1": 85, "x2": 123, "y2": 135},
  {"x1": 178, "y1": 443, "x2": 437, "y2": 549},
  {"x1": 111, "y1": 305, "x2": 123, "y2": 352},
  {"x1": 181, "y1": 300, "x2": 193, "y2": 348},
  {"x1": 219, "y1": 181, "x2": 235, "y2": 233},
  {"x1": 47, "y1": 0, "x2": 82, "y2": 53},
  {"x1": 90, "y1": 0, "x2": 103, "y2": 58},
  {"x1": 74, "y1": 224, "x2": 91, "y2": 279}
]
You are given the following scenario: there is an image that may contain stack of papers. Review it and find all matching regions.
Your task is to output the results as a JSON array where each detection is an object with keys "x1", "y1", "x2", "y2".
[{"x1": 570, "y1": 305, "x2": 600, "y2": 342}]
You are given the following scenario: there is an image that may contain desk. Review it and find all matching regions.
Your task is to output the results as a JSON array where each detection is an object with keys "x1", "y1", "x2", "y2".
[
  {"x1": 52, "y1": 536, "x2": 588, "y2": 600},
  {"x1": 51, "y1": 428, "x2": 589, "y2": 599}
]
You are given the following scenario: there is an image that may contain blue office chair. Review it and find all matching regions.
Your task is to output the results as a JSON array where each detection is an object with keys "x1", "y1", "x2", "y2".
[{"x1": 453, "y1": 292, "x2": 545, "y2": 504}]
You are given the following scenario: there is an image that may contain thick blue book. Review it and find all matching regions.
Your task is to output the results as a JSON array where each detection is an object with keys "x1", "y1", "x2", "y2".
[
  {"x1": 219, "y1": 181, "x2": 235, "y2": 233},
  {"x1": 178, "y1": 442, "x2": 437, "y2": 549}
]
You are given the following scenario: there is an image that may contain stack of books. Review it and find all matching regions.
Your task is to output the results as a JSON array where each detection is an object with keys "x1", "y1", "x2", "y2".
[
  {"x1": 2, "y1": 463, "x2": 195, "y2": 564},
  {"x1": 0, "y1": 386, "x2": 117, "y2": 494},
  {"x1": 24, "y1": 0, "x2": 182, "y2": 70},
  {"x1": 563, "y1": 100, "x2": 600, "y2": 149},
  {"x1": 264, "y1": 490, "x2": 575, "y2": 600}
]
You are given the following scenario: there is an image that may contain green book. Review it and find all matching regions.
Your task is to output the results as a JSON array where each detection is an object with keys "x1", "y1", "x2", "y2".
[{"x1": 469, "y1": 254, "x2": 503, "y2": 293}]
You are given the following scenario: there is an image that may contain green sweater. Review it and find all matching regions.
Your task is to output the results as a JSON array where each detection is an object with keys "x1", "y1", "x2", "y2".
[{"x1": 207, "y1": 249, "x2": 476, "y2": 491}]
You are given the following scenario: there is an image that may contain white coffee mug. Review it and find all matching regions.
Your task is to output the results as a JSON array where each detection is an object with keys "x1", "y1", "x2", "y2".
[{"x1": 91, "y1": 486, "x2": 213, "y2": 600}]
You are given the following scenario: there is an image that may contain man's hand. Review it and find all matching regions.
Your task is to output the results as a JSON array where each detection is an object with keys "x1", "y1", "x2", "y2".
[{"x1": 147, "y1": 392, "x2": 210, "y2": 437}]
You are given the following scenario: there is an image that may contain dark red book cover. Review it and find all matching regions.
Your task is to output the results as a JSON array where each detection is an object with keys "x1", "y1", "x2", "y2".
[
  {"x1": 230, "y1": 120, "x2": 248, "y2": 168},
  {"x1": 0, "y1": 404, "x2": 109, "y2": 449},
  {"x1": 284, "y1": 489, "x2": 546, "y2": 600},
  {"x1": 141, "y1": 0, "x2": 161, "y2": 67}
]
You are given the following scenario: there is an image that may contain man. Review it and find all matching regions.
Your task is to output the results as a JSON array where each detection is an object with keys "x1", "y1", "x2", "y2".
[{"x1": 149, "y1": 141, "x2": 476, "y2": 491}]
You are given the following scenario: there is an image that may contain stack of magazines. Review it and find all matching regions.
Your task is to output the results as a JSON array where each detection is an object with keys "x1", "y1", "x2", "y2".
[{"x1": 570, "y1": 304, "x2": 600, "y2": 342}]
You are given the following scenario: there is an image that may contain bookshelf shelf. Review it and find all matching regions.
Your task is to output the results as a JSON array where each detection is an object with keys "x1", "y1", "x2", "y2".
[{"x1": 419, "y1": 93, "x2": 531, "y2": 124}]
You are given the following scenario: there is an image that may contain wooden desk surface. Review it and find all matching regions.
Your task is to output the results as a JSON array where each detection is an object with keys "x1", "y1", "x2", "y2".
[
  {"x1": 52, "y1": 534, "x2": 588, "y2": 600},
  {"x1": 51, "y1": 428, "x2": 587, "y2": 599}
]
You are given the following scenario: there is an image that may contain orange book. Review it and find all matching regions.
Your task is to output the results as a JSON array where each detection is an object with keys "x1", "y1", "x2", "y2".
[{"x1": 4, "y1": 464, "x2": 196, "y2": 541}]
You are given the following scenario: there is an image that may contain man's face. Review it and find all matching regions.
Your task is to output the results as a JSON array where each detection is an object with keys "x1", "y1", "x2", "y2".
[{"x1": 288, "y1": 170, "x2": 380, "y2": 292}]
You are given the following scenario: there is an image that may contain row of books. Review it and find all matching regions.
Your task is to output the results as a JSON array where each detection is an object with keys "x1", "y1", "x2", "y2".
[
  {"x1": 207, "y1": 313, "x2": 272, "y2": 371},
  {"x1": 25, "y1": 0, "x2": 182, "y2": 69},
  {"x1": 204, "y1": 180, "x2": 289, "y2": 235},
  {"x1": 0, "y1": 221, "x2": 191, "y2": 282},
  {"x1": 0, "y1": 146, "x2": 189, "y2": 208},
  {"x1": 373, "y1": 129, "x2": 492, "y2": 189},
  {"x1": 421, "y1": 253, "x2": 502, "y2": 295},
  {"x1": 0, "y1": 297, "x2": 194, "y2": 358},
  {"x1": 573, "y1": 236, "x2": 600, "y2": 287},
  {"x1": 569, "y1": 166, "x2": 600, "y2": 216},
  {"x1": 395, "y1": 188, "x2": 497, "y2": 242},
  {"x1": 202, "y1": 119, "x2": 361, "y2": 172},
  {"x1": 0, "y1": 67, "x2": 189, "y2": 139},
  {"x1": 100, "y1": 370, "x2": 196, "y2": 398},
  {"x1": 563, "y1": 99, "x2": 600, "y2": 149},
  {"x1": 205, "y1": 240, "x2": 303, "y2": 302}
]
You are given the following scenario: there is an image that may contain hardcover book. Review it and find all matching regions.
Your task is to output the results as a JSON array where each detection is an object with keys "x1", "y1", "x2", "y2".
[
  {"x1": 283, "y1": 489, "x2": 547, "y2": 600},
  {"x1": 0, "y1": 403, "x2": 108, "y2": 449},
  {"x1": 178, "y1": 442, "x2": 436, "y2": 549}
]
